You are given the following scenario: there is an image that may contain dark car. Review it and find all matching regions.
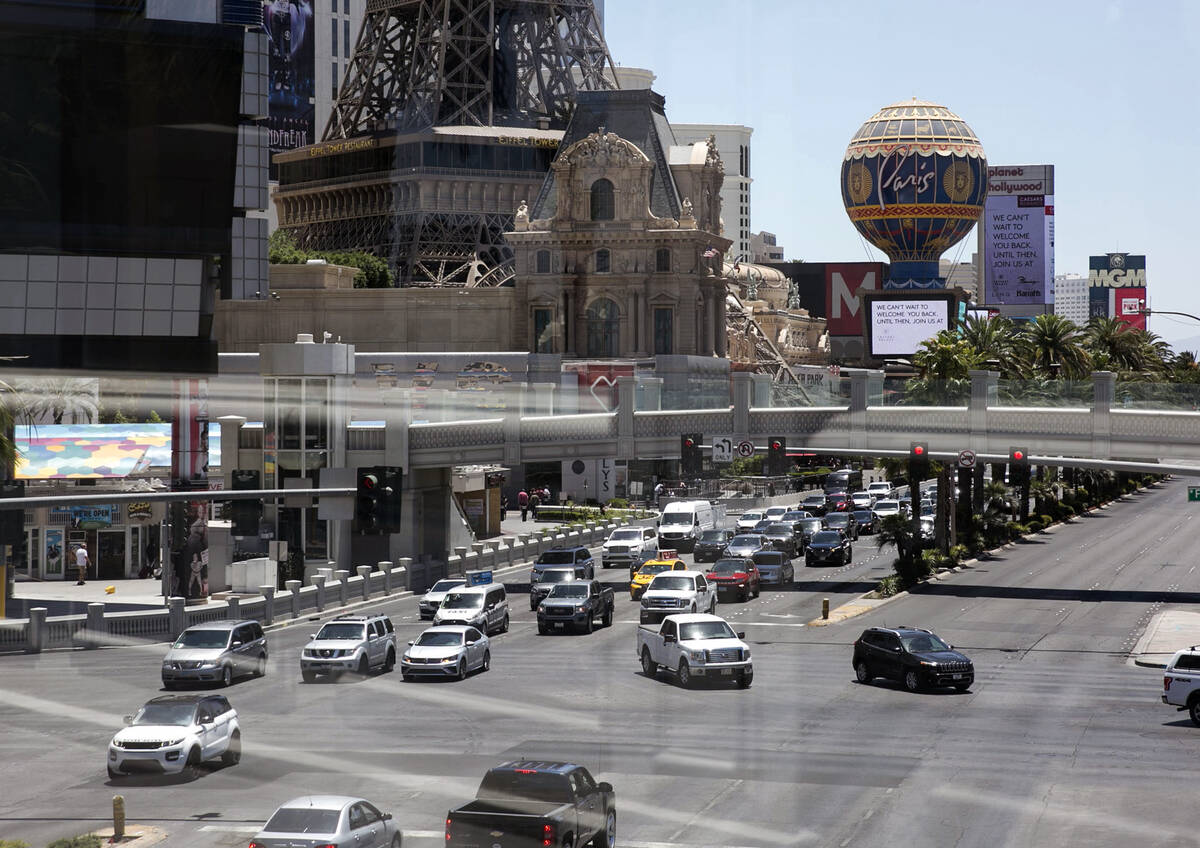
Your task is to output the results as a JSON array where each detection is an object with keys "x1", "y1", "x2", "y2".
[
  {"x1": 852, "y1": 508, "x2": 876, "y2": 535},
  {"x1": 751, "y1": 519, "x2": 774, "y2": 535},
  {"x1": 762, "y1": 522, "x2": 797, "y2": 559},
  {"x1": 705, "y1": 558, "x2": 761, "y2": 601},
  {"x1": 724, "y1": 533, "x2": 770, "y2": 559},
  {"x1": 852, "y1": 626, "x2": 974, "y2": 692},
  {"x1": 805, "y1": 529, "x2": 852, "y2": 566},
  {"x1": 800, "y1": 494, "x2": 827, "y2": 516},
  {"x1": 693, "y1": 528, "x2": 735, "y2": 563},
  {"x1": 752, "y1": 550, "x2": 794, "y2": 588},
  {"x1": 823, "y1": 511, "x2": 859, "y2": 541},
  {"x1": 824, "y1": 491, "x2": 851, "y2": 513},
  {"x1": 795, "y1": 517, "x2": 824, "y2": 551}
]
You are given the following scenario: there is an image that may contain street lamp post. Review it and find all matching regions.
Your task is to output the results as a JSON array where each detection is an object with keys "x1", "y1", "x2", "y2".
[{"x1": 1140, "y1": 306, "x2": 1200, "y2": 323}]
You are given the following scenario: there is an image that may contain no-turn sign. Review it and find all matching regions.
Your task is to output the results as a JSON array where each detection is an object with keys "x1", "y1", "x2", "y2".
[
  {"x1": 957, "y1": 449, "x2": 976, "y2": 468},
  {"x1": 736, "y1": 440, "x2": 755, "y2": 458}
]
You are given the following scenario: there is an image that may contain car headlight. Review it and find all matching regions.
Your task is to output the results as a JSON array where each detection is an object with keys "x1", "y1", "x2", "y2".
[
  {"x1": 743, "y1": 648, "x2": 751, "y2": 659},
  {"x1": 920, "y1": 660, "x2": 936, "y2": 667},
  {"x1": 575, "y1": 605, "x2": 587, "y2": 613},
  {"x1": 402, "y1": 654, "x2": 411, "y2": 662},
  {"x1": 442, "y1": 656, "x2": 456, "y2": 664},
  {"x1": 199, "y1": 662, "x2": 218, "y2": 669},
  {"x1": 689, "y1": 650, "x2": 705, "y2": 663},
  {"x1": 640, "y1": 598, "x2": 650, "y2": 607}
]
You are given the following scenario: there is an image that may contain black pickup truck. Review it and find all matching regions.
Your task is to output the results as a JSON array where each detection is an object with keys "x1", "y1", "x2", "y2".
[
  {"x1": 536, "y1": 579, "x2": 615, "y2": 634},
  {"x1": 446, "y1": 761, "x2": 616, "y2": 848}
]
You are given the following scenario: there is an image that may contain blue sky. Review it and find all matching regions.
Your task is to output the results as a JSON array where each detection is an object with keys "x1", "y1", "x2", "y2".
[{"x1": 604, "y1": 1, "x2": 1200, "y2": 344}]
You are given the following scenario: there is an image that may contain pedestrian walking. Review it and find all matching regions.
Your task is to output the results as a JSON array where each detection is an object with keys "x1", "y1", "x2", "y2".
[
  {"x1": 518, "y1": 489, "x2": 529, "y2": 521},
  {"x1": 529, "y1": 490, "x2": 540, "y2": 520},
  {"x1": 653, "y1": 481, "x2": 665, "y2": 506},
  {"x1": 74, "y1": 543, "x2": 90, "y2": 585}
]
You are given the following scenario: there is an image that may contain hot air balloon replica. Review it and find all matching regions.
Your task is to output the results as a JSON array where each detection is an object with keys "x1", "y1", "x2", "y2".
[{"x1": 841, "y1": 98, "x2": 987, "y2": 288}]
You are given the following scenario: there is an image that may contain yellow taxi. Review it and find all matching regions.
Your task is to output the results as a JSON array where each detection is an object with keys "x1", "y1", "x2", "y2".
[{"x1": 629, "y1": 553, "x2": 689, "y2": 601}]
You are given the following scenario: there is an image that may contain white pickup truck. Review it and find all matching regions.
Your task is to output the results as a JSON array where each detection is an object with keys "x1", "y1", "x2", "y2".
[
  {"x1": 636, "y1": 613, "x2": 752, "y2": 688},
  {"x1": 637, "y1": 570, "x2": 717, "y2": 625}
]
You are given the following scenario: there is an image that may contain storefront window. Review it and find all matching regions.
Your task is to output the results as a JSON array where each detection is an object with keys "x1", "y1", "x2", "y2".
[
  {"x1": 654, "y1": 308, "x2": 673, "y2": 355},
  {"x1": 533, "y1": 308, "x2": 554, "y2": 353}
]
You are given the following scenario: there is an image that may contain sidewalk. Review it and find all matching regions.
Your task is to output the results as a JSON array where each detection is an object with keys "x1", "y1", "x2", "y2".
[
  {"x1": 11, "y1": 575, "x2": 167, "y2": 617},
  {"x1": 1132, "y1": 608, "x2": 1200, "y2": 668}
]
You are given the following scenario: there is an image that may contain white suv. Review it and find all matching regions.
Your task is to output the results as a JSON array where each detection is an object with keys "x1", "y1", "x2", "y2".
[
  {"x1": 1162, "y1": 646, "x2": 1200, "y2": 725},
  {"x1": 301, "y1": 614, "x2": 397, "y2": 682},
  {"x1": 867, "y1": 481, "x2": 895, "y2": 500},
  {"x1": 109, "y1": 694, "x2": 240, "y2": 779},
  {"x1": 602, "y1": 526, "x2": 658, "y2": 569}
]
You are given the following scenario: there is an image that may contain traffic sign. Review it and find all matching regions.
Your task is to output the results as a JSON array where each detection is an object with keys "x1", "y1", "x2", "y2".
[
  {"x1": 712, "y1": 436, "x2": 734, "y2": 464},
  {"x1": 1189, "y1": 486, "x2": 1200, "y2": 502},
  {"x1": 957, "y1": 449, "x2": 976, "y2": 469},
  {"x1": 736, "y1": 440, "x2": 755, "y2": 458}
]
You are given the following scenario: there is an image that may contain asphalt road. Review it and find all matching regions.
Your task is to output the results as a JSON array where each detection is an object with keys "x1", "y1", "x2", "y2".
[{"x1": 1, "y1": 480, "x2": 1195, "y2": 848}]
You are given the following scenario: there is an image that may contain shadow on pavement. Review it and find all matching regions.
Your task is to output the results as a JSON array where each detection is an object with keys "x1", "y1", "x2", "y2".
[{"x1": 909, "y1": 582, "x2": 1200, "y2": 604}]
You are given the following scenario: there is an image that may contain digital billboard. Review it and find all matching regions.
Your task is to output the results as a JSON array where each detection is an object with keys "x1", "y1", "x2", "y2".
[
  {"x1": 982, "y1": 165, "x2": 1055, "y2": 305},
  {"x1": 861, "y1": 291, "x2": 959, "y2": 359},
  {"x1": 1113, "y1": 286, "x2": 1147, "y2": 331},
  {"x1": 264, "y1": 0, "x2": 316, "y2": 175},
  {"x1": 1087, "y1": 253, "x2": 1147, "y2": 320}
]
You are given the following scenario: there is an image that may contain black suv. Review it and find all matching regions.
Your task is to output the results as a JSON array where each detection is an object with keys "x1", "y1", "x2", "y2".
[
  {"x1": 805, "y1": 529, "x2": 852, "y2": 566},
  {"x1": 824, "y1": 511, "x2": 859, "y2": 540},
  {"x1": 693, "y1": 529, "x2": 735, "y2": 563},
  {"x1": 852, "y1": 626, "x2": 974, "y2": 692}
]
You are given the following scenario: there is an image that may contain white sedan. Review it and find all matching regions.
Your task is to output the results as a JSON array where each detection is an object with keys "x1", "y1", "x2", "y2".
[
  {"x1": 401, "y1": 625, "x2": 491, "y2": 681},
  {"x1": 735, "y1": 511, "x2": 764, "y2": 532},
  {"x1": 252, "y1": 795, "x2": 402, "y2": 848}
]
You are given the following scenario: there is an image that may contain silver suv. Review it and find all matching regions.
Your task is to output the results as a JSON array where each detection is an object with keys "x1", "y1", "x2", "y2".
[
  {"x1": 301, "y1": 614, "x2": 397, "y2": 682},
  {"x1": 162, "y1": 619, "x2": 267, "y2": 689}
]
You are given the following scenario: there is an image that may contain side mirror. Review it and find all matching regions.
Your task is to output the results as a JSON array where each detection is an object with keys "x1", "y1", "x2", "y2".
[
  {"x1": 663, "y1": 634, "x2": 676, "y2": 644},
  {"x1": 230, "y1": 640, "x2": 243, "y2": 648},
  {"x1": 309, "y1": 634, "x2": 317, "y2": 640},
  {"x1": 598, "y1": 781, "x2": 613, "y2": 794},
  {"x1": 383, "y1": 812, "x2": 393, "y2": 821},
  {"x1": 736, "y1": 631, "x2": 746, "y2": 639},
  {"x1": 407, "y1": 640, "x2": 414, "y2": 646},
  {"x1": 123, "y1": 715, "x2": 133, "y2": 726},
  {"x1": 200, "y1": 716, "x2": 213, "y2": 725}
]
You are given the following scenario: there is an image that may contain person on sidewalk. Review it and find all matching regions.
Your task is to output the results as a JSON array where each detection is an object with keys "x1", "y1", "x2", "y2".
[
  {"x1": 529, "y1": 490, "x2": 540, "y2": 521},
  {"x1": 517, "y1": 489, "x2": 529, "y2": 521},
  {"x1": 74, "y1": 543, "x2": 90, "y2": 585}
]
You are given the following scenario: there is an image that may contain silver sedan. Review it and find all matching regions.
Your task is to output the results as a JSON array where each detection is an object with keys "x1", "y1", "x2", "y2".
[
  {"x1": 252, "y1": 795, "x2": 402, "y2": 848},
  {"x1": 401, "y1": 625, "x2": 491, "y2": 680}
]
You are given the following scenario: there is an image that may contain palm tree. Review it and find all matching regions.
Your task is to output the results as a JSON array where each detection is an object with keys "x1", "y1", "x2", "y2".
[
  {"x1": 16, "y1": 377, "x2": 98, "y2": 425},
  {"x1": 1086, "y1": 316, "x2": 1145, "y2": 374},
  {"x1": 904, "y1": 331, "x2": 980, "y2": 404},
  {"x1": 0, "y1": 380, "x2": 23, "y2": 473},
  {"x1": 960, "y1": 315, "x2": 1029, "y2": 377},
  {"x1": 875, "y1": 513, "x2": 920, "y2": 574},
  {"x1": 1025, "y1": 314, "x2": 1092, "y2": 378}
]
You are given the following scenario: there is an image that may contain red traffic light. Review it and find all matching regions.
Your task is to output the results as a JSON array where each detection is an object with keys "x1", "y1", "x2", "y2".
[
  {"x1": 912, "y1": 444, "x2": 926, "y2": 456},
  {"x1": 361, "y1": 473, "x2": 378, "y2": 489},
  {"x1": 683, "y1": 437, "x2": 695, "y2": 448},
  {"x1": 1010, "y1": 449, "x2": 1026, "y2": 462},
  {"x1": 771, "y1": 440, "x2": 782, "y2": 450}
]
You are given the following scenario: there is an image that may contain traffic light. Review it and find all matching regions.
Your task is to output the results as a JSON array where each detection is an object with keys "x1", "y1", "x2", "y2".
[
  {"x1": 230, "y1": 470, "x2": 261, "y2": 537},
  {"x1": 1009, "y1": 447, "x2": 1031, "y2": 486},
  {"x1": 767, "y1": 437, "x2": 787, "y2": 476},
  {"x1": 680, "y1": 433, "x2": 702, "y2": 477},
  {"x1": 356, "y1": 467, "x2": 383, "y2": 534},
  {"x1": 378, "y1": 466, "x2": 404, "y2": 534},
  {"x1": 909, "y1": 441, "x2": 930, "y2": 483},
  {"x1": 0, "y1": 480, "x2": 24, "y2": 548}
]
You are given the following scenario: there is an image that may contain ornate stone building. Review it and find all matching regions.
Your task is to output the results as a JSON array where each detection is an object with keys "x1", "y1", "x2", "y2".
[{"x1": 506, "y1": 90, "x2": 730, "y2": 360}]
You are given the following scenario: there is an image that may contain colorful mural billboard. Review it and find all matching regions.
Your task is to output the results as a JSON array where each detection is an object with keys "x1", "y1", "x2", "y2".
[{"x1": 263, "y1": 0, "x2": 316, "y2": 173}]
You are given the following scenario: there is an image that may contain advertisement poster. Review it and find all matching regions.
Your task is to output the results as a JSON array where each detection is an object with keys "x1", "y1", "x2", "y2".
[
  {"x1": 824, "y1": 263, "x2": 884, "y2": 335},
  {"x1": 983, "y1": 194, "x2": 1052, "y2": 304},
  {"x1": 1114, "y1": 286, "x2": 1147, "y2": 331},
  {"x1": 44, "y1": 529, "x2": 63, "y2": 577},
  {"x1": 172, "y1": 503, "x2": 210, "y2": 600},
  {"x1": 1088, "y1": 253, "x2": 1147, "y2": 320},
  {"x1": 263, "y1": 0, "x2": 316, "y2": 174},
  {"x1": 868, "y1": 299, "x2": 950, "y2": 357}
]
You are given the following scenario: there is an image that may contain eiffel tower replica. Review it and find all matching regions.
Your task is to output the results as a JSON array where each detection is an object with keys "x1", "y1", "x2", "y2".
[{"x1": 273, "y1": 0, "x2": 616, "y2": 287}]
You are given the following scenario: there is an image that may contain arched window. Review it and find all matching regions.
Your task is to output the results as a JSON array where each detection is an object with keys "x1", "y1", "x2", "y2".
[
  {"x1": 586, "y1": 298, "x2": 620, "y2": 357},
  {"x1": 594, "y1": 248, "x2": 611, "y2": 273},
  {"x1": 655, "y1": 248, "x2": 672, "y2": 273},
  {"x1": 536, "y1": 250, "x2": 551, "y2": 274},
  {"x1": 590, "y1": 178, "x2": 615, "y2": 220}
]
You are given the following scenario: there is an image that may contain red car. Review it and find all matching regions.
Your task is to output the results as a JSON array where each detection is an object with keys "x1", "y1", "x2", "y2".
[{"x1": 705, "y1": 558, "x2": 762, "y2": 602}]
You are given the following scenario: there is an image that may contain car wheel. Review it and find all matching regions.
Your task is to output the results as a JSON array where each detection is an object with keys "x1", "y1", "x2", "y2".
[
  {"x1": 583, "y1": 614, "x2": 594, "y2": 635},
  {"x1": 737, "y1": 670, "x2": 752, "y2": 689},
  {"x1": 538, "y1": 622, "x2": 549, "y2": 635},
  {"x1": 753, "y1": 583, "x2": 760, "y2": 598},
  {"x1": 254, "y1": 654, "x2": 266, "y2": 677},
  {"x1": 641, "y1": 648, "x2": 657, "y2": 677},
  {"x1": 302, "y1": 669, "x2": 317, "y2": 683},
  {"x1": 953, "y1": 682, "x2": 971, "y2": 692},
  {"x1": 401, "y1": 672, "x2": 413, "y2": 682},
  {"x1": 739, "y1": 587, "x2": 748, "y2": 602},
  {"x1": 531, "y1": 602, "x2": 539, "y2": 611},
  {"x1": 183, "y1": 747, "x2": 203, "y2": 780},
  {"x1": 456, "y1": 659, "x2": 467, "y2": 681},
  {"x1": 689, "y1": 604, "x2": 696, "y2": 614},
  {"x1": 677, "y1": 659, "x2": 693, "y2": 689},
  {"x1": 1189, "y1": 698, "x2": 1200, "y2": 727},
  {"x1": 107, "y1": 765, "x2": 123, "y2": 780},
  {"x1": 592, "y1": 809, "x2": 616, "y2": 848},
  {"x1": 384, "y1": 648, "x2": 396, "y2": 672},
  {"x1": 161, "y1": 679, "x2": 175, "y2": 691},
  {"x1": 391, "y1": 835, "x2": 402, "y2": 848},
  {"x1": 501, "y1": 613, "x2": 510, "y2": 633},
  {"x1": 806, "y1": 558, "x2": 814, "y2": 568},
  {"x1": 904, "y1": 669, "x2": 921, "y2": 692},
  {"x1": 709, "y1": 599, "x2": 716, "y2": 614},
  {"x1": 481, "y1": 650, "x2": 491, "y2": 672},
  {"x1": 220, "y1": 664, "x2": 232, "y2": 688},
  {"x1": 854, "y1": 660, "x2": 873, "y2": 684},
  {"x1": 221, "y1": 731, "x2": 241, "y2": 766},
  {"x1": 357, "y1": 655, "x2": 370, "y2": 676},
  {"x1": 602, "y1": 607, "x2": 612, "y2": 627}
]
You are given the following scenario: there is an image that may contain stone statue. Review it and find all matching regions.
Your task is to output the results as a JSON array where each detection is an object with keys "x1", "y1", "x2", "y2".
[
  {"x1": 680, "y1": 197, "x2": 694, "y2": 222},
  {"x1": 514, "y1": 199, "x2": 529, "y2": 231},
  {"x1": 787, "y1": 279, "x2": 801, "y2": 310},
  {"x1": 747, "y1": 279, "x2": 759, "y2": 301}
]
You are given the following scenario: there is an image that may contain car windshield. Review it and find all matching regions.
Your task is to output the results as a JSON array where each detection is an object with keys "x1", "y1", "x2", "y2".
[
  {"x1": 811, "y1": 531, "x2": 842, "y2": 544},
  {"x1": 315, "y1": 623, "x2": 366, "y2": 640},
  {"x1": 853, "y1": 511, "x2": 873, "y2": 521},
  {"x1": 538, "y1": 569, "x2": 575, "y2": 583},
  {"x1": 171, "y1": 629, "x2": 229, "y2": 649},
  {"x1": 729, "y1": 535, "x2": 761, "y2": 547},
  {"x1": 442, "y1": 592, "x2": 483, "y2": 609},
  {"x1": 875, "y1": 501, "x2": 899, "y2": 510},
  {"x1": 902, "y1": 633, "x2": 951, "y2": 653},
  {"x1": 752, "y1": 521, "x2": 773, "y2": 532},
  {"x1": 753, "y1": 553, "x2": 784, "y2": 565},
  {"x1": 548, "y1": 584, "x2": 590, "y2": 598},
  {"x1": 538, "y1": 551, "x2": 575, "y2": 564},
  {"x1": 803, "y1": 496, "x2": 825, "y2": 505},
  {"x1": 766, "y1": 523, "x2": 792, "y2": 534},
  {"x1": 740, "y1": 512, "x2": 763, "y2": 521},
  {"x1": 799, "y1": 519, "x2": 823, "y2": 532},
  {"x1": 649, "y1": 576, "x2": 695, "y2": 592},
  {"x1": 262, "y1": 807, "x2": 342, "y2": 834},
  {"x1": 698, "y1": 530, "x2": 727, "y2": 541},
  {"x1": 429, "y1": 580, "x2": 465, "y2": 593},
  {"x1": 782, "y1": 511, "x2": 807, "y2": 521},
  {"x1": 415, "y1": 631, "x2": 464, "y2": 647},
  {"x1": 678, "y1": 621, "x2": 737, "y2": 640},
  {"x1": 710, "y1": 560, "x2": 748, "y2": 573},
  {"x1": 609, "y1": 530, "x2": 640, "y2": 540},
  {"x1": 131, "y1": 702, "x2": 196, "y2": 726},
  {"x1": 826, "y1": 514, "x2": 849, "y2": 526}
]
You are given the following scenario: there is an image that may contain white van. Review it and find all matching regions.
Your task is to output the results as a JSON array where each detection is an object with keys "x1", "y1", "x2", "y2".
[
  {"x1": 657, "y1": 499, "x2": 723, "y2": 552},
  {"x1": 433, "y1": 583, "x2": 510, "y2": 635}
]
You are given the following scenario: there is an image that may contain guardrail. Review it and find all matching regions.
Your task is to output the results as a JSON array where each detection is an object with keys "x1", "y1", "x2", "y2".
[{"x1": 5, "y1": 517, "x2": 631, "y2": 654}]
